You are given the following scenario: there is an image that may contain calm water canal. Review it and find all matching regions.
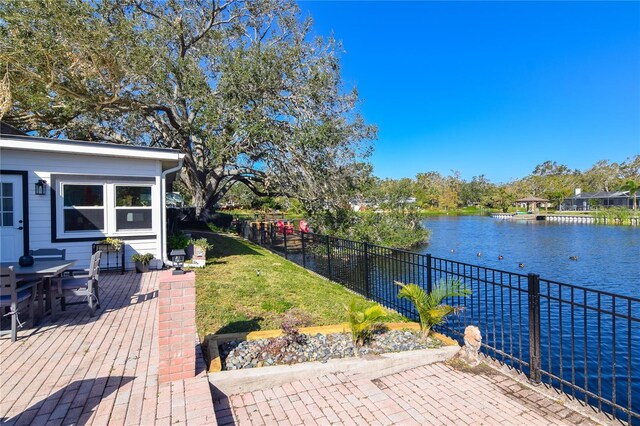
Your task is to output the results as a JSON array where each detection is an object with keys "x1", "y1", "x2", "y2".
[{"x1": 416, "y1": 216, "x2": 640, "y2": 298}]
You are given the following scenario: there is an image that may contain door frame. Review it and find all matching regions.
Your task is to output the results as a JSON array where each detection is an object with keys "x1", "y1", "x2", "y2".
[{"x1": 0, "y1": 170, "x2": 30, "y2": 255}]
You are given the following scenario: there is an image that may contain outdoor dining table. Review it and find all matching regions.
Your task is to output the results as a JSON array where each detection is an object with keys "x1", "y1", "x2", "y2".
[{"x1": 0, "y1": 259, "x2": 77, "y2": 322}]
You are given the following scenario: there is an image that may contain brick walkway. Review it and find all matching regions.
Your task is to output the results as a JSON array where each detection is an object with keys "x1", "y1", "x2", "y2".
[
  {"x1": 215, "y1": 364, "x2": 601, "y2": 425},
  {"x1": 0, "y1": 271, "x2": 216, "y2": 425}
]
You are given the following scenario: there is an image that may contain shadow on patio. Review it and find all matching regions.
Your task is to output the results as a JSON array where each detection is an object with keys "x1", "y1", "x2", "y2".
[{"x1": 1, "y1": 376, "x2": 134, "y2": 425}]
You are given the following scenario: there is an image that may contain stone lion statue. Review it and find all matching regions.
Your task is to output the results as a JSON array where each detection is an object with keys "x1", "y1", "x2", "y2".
[{"x1": 457, "y1": 325, "x2": 482, "y2": 366}]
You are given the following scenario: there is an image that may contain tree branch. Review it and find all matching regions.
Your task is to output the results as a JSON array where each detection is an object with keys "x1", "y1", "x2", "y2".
[{"x1": 88, "y1": 126, "x2": 135, "y2": 145}]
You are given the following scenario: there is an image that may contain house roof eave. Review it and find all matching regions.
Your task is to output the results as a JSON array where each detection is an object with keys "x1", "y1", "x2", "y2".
[{"x1": 0, "y1": 134, "x2": 182, "y2": 163}]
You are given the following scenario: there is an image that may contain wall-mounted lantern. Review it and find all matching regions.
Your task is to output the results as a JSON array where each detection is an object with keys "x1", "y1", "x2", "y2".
[{"x1": 35, "y1": 179, "x2": 47, "y2": 196}]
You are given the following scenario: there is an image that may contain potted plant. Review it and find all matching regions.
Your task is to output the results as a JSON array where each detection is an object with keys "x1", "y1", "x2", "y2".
[
  {"x1": 190, "y1": 237, "x2": 211, "y2": 266},
  {"x1": 97, "y1": 237, "x2": 124, "y2": 252},
  {"x1": 131, "y1": 253, "x2": 154, "y2": 273}
]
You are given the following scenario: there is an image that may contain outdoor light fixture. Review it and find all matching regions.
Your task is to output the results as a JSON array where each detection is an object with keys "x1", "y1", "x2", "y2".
[
  {"x1": 35, "y1": 179, "x2": 47, "y2": 196},
  {"x1": 170, "y1": 249, "x2": 186, "y2": 275}
]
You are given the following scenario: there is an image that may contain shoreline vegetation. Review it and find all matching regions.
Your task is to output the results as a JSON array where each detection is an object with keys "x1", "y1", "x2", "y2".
[{"x1": 227, "y1": 206, "x2": 639, "y2": 225}]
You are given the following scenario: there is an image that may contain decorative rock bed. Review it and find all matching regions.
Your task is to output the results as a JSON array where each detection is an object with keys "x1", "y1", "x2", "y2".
[{"x1": 220, "y1": 329, "x2": 443, "y2": 370}]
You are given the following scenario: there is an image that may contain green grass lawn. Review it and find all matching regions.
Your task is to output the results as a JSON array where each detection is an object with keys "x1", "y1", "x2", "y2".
[{"x1": 194, "y1": 232, "x2": 408, "y2": 337}]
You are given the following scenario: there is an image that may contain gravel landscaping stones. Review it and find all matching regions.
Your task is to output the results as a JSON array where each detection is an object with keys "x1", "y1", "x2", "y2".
[{"x1": 221, "y1": 329, "x2": 443, "y2": 370}]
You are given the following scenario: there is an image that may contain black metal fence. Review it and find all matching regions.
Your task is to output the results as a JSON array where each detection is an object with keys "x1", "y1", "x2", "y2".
[{"x1": 236, "y1": 220, "x2": 640, "y2": 424}]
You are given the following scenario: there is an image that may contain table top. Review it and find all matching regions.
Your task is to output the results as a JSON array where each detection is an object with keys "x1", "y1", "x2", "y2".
[{"x1": 0, "y1": 259, "x2": 77, "y2": 276}]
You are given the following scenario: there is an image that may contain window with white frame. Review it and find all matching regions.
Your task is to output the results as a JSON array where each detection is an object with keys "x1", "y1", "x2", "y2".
[
  {"x1": 57, "y1": 179, "x2": 155, "y2": 238},
  {"x1": 62, "y1": 184, "x2": 105, "y2": 231},
  {"x1": 115, "y1": 185, "x2": 152, "y2": 230}
]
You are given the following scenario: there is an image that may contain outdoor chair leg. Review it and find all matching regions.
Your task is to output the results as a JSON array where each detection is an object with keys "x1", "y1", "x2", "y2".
[
  {"x1": 88, "y1": 292, "x2": 95, "y2": 317},
  {"x1": 10, "y1": 302, "x2": 17, "y2": 342},
  {"x1": 61, "y1": 296, "x2": 66, "y2": 311}
]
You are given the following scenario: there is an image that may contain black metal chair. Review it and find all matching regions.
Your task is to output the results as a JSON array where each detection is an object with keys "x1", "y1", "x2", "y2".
[
  {"x1": 54, "y1": 251, "x2": 102, "y2": 317},
  {"x1": 0, "y1": 267, "x2": 38, "y2": 342}
]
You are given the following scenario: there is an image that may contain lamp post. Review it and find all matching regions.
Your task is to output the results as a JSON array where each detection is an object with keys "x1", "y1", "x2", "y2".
[{"x1": 170, "y1": 249, "x2": 186, "y2": 275}]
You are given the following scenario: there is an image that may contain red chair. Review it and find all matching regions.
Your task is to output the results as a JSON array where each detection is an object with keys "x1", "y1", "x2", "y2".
[
  {"x1": 285, "y1": 223, "x2": 294, "y2": 235},
  {"x1": 299, "y1": 220, "x2": 310, "y2": 233}
]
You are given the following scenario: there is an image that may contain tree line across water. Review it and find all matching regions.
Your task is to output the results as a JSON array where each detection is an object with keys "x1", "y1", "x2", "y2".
[
  {"x1": 223, "y1": 156, "x2": 639, "y2": 211},
  {"x1": 220, "y1": 156, "x2": 639, "y2": 249},
  {"x1": 365, "y1": 157, "x2": 640, "y2": 213}
]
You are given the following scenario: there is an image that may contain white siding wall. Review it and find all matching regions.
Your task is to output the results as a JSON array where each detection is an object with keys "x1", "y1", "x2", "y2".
[{"x1": 1, "y1": 148, "x2": 165, "y2": 270}]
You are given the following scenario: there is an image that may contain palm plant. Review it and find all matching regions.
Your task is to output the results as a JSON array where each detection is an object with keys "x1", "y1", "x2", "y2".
[
  {"x1": 346, "y1": 300, "x2": 387, "y2": 348},
  {"x1": 395, "y1": 278, "x2": 471, "y2": 338},
  {"x1": 620, "y1": 180, "x2": 639, "y2": 211}
]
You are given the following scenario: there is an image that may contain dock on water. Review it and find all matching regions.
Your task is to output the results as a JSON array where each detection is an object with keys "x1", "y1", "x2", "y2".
[{"x1": 491, "y1": 212, "x2": 546, "y2": 221}]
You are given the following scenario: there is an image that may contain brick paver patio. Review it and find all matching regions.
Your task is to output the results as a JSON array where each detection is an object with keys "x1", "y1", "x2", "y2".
[
  {"x1": 0, "y1": 271, "x2": 216, "y2": 425},
  {"x1": 1, "y1": 269, "x2": 607, "y2": 426},
  {"x1": 214, "y1": 363, "x2": 603, "y2": 426}
]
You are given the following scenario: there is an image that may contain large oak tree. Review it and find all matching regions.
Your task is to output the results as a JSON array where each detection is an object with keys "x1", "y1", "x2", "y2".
[{"x1": 0, "y1": 0, "x2": 375, "y2": 216}]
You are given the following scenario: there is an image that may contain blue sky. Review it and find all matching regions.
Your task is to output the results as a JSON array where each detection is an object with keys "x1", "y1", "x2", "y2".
[{"x1": 299, "y1": 1, "x2": 640, "y2": 183}]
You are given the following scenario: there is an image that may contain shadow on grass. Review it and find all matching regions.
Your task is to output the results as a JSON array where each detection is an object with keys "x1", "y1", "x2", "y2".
[
  {"x1": 214, "y1": 317, "x2": 264, "y2": 334},
  {"x1": 189, "y1": 231, "x2": 263, "y2": 258}
]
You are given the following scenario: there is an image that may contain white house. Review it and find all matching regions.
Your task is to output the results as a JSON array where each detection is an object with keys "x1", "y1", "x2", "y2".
[{"x1": 0, "y1": 134, "x2": 184, "y2": 270}]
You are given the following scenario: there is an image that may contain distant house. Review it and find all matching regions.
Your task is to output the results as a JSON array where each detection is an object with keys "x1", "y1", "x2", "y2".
[
  {"x1": 401, "y1": 197, "x2": 417, "y2": 204},
  {"x1": 561, "y1": 188, "x2": 632, "y2": 211},
  {"x1": 0, "y1": 134, "x2": 184, "y2": 269}
]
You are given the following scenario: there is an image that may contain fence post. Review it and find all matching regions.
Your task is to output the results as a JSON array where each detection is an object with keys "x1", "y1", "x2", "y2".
[
  {"x1": 283, "y1": 226, "x2": 288, "y2": 259},
  {"x1": 528, "y1": 273, "x2": 542, "y2": 385},
  {"x1": 326, "y1": 235, "x2": 332, "y2": 280},
  {"x1": 301, "y1": 231, "x2": 306, "y2": 268},
  {"x1": 426, "y1": 253, "x2": 433, "y2": 294},
  {"x1": 363, "y1": 242, "x2": 370, "y2": 299},
  {"x1": 260, "y1": 222, "x2": 265, "y2": 245}
]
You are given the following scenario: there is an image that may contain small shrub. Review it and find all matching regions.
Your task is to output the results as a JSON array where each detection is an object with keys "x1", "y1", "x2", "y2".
[
  {"x1": 395, "y1": 278, "x2": 471, "y2": 338},
  {"x1": 168, "y1": 231, "x2": 190, "y2": 250},
  {"x1": 280, "y1": 313, "x2": 307, "y2": 346},
  {"x1": 131, "y1": 253, "x2": 154, "y2": 265},
  {"x1": 347, "y1": 300, "x2": 387, "y2": 347},
  {"x1": 262, "y1": 309, "x2": 309, "y2": 360}
]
